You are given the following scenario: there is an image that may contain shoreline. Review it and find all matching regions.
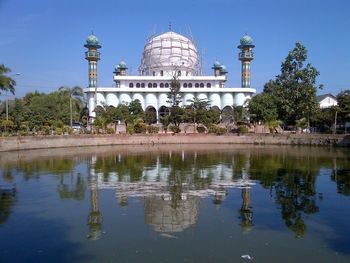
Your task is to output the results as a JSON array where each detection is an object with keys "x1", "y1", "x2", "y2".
[{"x1": 0, "y1": 133, "x2": 349, "y2": 152}]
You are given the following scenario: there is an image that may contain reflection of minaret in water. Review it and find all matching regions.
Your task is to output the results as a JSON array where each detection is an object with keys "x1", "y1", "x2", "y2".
[
  {"x1": 239, "y1": 169, "x2": 253, "y2": 232},
  {"x1": 87, "y1": 156, "x2": 102, "y2": 240}
]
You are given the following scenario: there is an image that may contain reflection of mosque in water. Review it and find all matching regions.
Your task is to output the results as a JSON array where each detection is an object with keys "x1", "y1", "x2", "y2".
[{"x1": 86, "y1": 151, "x2": 255, "y2": 235}]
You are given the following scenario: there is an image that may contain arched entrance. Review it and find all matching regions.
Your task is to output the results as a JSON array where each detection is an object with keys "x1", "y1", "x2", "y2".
[
  {"x1": 145, "y1": 106, "x2": 157, "y2": 124},
  {"x1": 221, "y1": 106, "x2": 233, "y2": 124},
  {"x1": 158, "y1": 105, "x2": 170, "y2": 118}
]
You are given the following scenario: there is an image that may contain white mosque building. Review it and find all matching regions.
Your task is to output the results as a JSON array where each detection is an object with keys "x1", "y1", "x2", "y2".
[{"x1": 84, "y1": 29, "x2": 256, "y2": 121}]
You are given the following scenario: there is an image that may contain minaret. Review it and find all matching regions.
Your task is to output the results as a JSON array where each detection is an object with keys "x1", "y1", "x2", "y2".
[
  {"x1": 238, "y1": 34, "x2": 255, "y2": 88},
  {"x1": 84, "y1": 33, "x2": 101, "y2": 118}
]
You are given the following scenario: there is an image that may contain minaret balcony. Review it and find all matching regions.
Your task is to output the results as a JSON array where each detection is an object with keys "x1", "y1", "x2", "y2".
[
  {"x1": 85, "y1": 51, "x2": 100, "y2": 59},
  {"x1": 239, "y1": 52, "x2": 254, "y2": 60}
]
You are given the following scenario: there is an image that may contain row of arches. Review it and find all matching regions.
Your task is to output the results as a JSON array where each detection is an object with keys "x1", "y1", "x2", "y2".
[
  {"x1": 128, "y1": 82, "x2": 212, "y2": 88},
  {"x1": 95, "y1": 104, "x2": 235, "y2": 124},
  {"x1": 93, "y1": 92, "x2": 249, "y2": 110}
]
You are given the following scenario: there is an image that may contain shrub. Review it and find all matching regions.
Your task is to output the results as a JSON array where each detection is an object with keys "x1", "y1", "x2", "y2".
[
  {"x1": 169, "y1": 125, "x2": 181, "y2": 133},
  {"x1": 1, "y1": 120, "x2": 14, "y2": 132},
  {"x1": 134, "y1": 120, "x2": 147, "y2": 133},
  {"x1": 17, "y1": 130, "x2": 28, "y2": 136},
  {"x1": 238, "y1": 125, "x2": 248, "y2": 134},
  {"x1": 54, "y1": 120, "x2": 64, "y2": 129},
  {"x1": 63, "y1": 125, "x2": 73, "y2": 135},
  {"x1": 208, "y1": 124, "x2": 227, "y2": 135},
  {"x1": 56, "y1": 127, "x2": 63, "y2": 135},
  {"x1": 147, "y1": 125, "x2": 159, "y2": 134},
  {"x1": 196, "y1": 125, "x2": 206, "y2": 133},
  {"x1": 127, "y1": 125, "x2": 134, "y2": 135},
  {"x1": 106, "y1": 127, "x2": 115, "y2": 134},
  {"x1": 41, "y1": 125, "x2": 51, "y2": 135},
  {"x1": 216, "y1": 127, "x2": 227, "y2": 135}
]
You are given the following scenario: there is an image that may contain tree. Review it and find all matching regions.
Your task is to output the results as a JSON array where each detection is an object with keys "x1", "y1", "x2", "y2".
[
  {"x1": 166, "y1": 75, "x2": 184, "y2": 127},
  {"x1": 264, "y1": 43, "x2": 321, "y2": 125},
  {"x1": 167, "y1": 76, "x2": 182, "y2": 107},
  {"x1": 337, "y1": 90, "x2": 350, "y2": 130},
  {"x1": 128, "y1": 99, "x2": 144, "y2": 121},
  {"x1": 248, "y1": 93, "x2": 278, "y2": 123},
  {"x1": 0, "y1": 64, "x2": 16, "y2": 95},
  {"x1": 186, "y1": 97, "x2": 211, "y2": 129},
  {"x1": 58, "y1": 86, "x2": 84, "y2": 126}
]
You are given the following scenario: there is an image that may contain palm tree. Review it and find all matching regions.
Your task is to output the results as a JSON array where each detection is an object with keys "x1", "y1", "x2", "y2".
[
  {"x1": 0, "y1": 64, "x2": 16, "y2": 95},
  {"x1": 58, "y1": 86, "x2": 84, "y2": 126},
  {"x1": 187, "y1": 97, "x2": 210, "y2": 131}
]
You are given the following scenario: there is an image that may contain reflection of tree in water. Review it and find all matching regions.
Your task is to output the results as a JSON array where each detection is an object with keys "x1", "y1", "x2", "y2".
[
  {"x1": 14, "y1": 158, "x2": 76, "y2": 179},
  {"x1": 250, "y1": 152, "x2": 320, "y2": 238},
  {"x1": 0, "y1": 186, "x2": 16, "y2": 225},
  {"x1": 57, "y1": 173, "x2": 86, "y2": 200},
  {"x1": 274, "y1": 169, "x2": 319, "y2": 237},
  {"x1": 332, "y1": 169, "x2": 350, "y2": 196}
]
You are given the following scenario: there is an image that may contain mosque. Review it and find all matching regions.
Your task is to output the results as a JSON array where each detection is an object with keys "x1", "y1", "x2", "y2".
[{"x1": 84, "y1": 28, "x2": 256, "y2": 121}]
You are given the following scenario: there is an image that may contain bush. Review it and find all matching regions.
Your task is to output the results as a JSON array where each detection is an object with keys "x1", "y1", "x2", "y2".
[
  {"x1": 238, "y1": 125, "x2": 249, "y2": 134},
  {"x1": 63, "y1": 125, "x2": 73, "y2": 135},
  {"x1": 1, "y1": 120, "x2": 14, "y2": 132},
  {"x1": 208, "y1": 124, "x2": 227, "y2": 135},
  {"x1": 147, "y1": 125, "x2": 159, "y2": 134},
  {"x1": 196, "y1": 125, "x2": 206, "y2": 133},
  {"x1": 18, "y1": 130, "x2": 28, "y2": 136},
  {"x1": 169, "y1": 125, "x2": 181, "y2": 133},
  {"x1": 127, "y1": 125, "x2": 134, "y2": 135},
  {"x1": 54, "y1": 120, "x2": 64, "y2": 129},
  {"x1": 106, "y1": 127, "x2": 115, "y2": 134},
  {"x1": 41, "y1": 125, "x2": 51, "y2": 135},
  {"x1": 134, "y1": 120, "x2": 147, "y2": 133},
  {"x1": 55, "y1": 127, "x2": 63, "y2": 135}
]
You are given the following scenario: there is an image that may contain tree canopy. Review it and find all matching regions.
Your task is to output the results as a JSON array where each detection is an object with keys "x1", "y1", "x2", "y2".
[
  {"x1": 253, "y1": 42, "x2": 321, "y2": 126},
  {"x1": 0, "y1": 64, "x2": 16, "y2": 95}
]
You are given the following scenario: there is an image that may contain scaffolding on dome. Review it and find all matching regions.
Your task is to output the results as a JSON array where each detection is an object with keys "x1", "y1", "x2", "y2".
[{"x1": 138, "y1": 31, "x2": 201, "y2": 76}]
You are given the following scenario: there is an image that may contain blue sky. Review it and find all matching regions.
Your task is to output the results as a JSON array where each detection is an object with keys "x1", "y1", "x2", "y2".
[{"x1": 1, "y1": 0, "x2": 349, "y2": 98}]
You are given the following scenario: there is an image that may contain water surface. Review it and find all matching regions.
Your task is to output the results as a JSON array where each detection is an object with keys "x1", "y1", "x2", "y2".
[{"x1": 1, "y1": 145, "x2": 350, "y2": 262}]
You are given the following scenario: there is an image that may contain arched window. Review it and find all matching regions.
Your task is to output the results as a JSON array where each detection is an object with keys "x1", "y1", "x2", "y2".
[
  {"x1": 165, "y1": 83, "x2": 169, "y2": 88},
  {"x1": 160, "y1": 70, "x2": 164, "y2": 76},
  {"x1": 206, "y1": 83, "x2": 211, "y2": 88},
  {"x1": 160, "y1": 83, "x2": 164, "y2": 88},
  {"x1": 195, "y1": 83, "x2": 199, "y2": 88},
  {"x1": 153, "y1": 83, "x2": 157, "y2": 88},
  {"x1": 188, "y1": 83, "x2": 192, "y2": 88},
  {"x1": 148, "y1": 83, "x2": 152, "y2": 88},
  {"x1": 136, "y1": 83, "x2": 140, "y2": 88},
  {"x1": 183, "y1": 83, "x2": 188, "y2": 88},
  {"x1": 129, "y1": 83, "x2": 134, "y2": 88},
  {"x1": 141, "y1": 83, "x2": 145, "y2": 88},
  {"x1": 200, "y1": 83, "x2": 204, "y2": 88},
  {"x1": 178, "y1": 71, "x2": 181, "y2": 76}
]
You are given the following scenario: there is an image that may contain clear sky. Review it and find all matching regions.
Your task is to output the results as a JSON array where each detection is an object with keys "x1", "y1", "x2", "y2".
[{"x1": 1, "y1": 0, "x2": 349, "y2": 98}]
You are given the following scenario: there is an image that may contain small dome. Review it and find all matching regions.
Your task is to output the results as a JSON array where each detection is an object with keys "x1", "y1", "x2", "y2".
[
  {"x1": 220, "y1": 65, "x2": 227, "y2": 73},
  {"x1": 119, "y1": 61, "x2": 127, "y2": 69},
  {"x1": 213, "y1": 61, "x2": 222, "y2": 68},
  {"x1": 240, "y1": 34, "x2": 253, "y2": 46},
  {"x1": 86, "y1": 34, "x2": 100, "y2": 46},
  {"x1": 85, "y1": 34, "x2": 101, "y2": 49}
]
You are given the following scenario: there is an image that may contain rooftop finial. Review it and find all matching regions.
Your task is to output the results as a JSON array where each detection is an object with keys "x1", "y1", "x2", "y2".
[{"x1": 169, "y1": 21, "x2": 172, "y2": 31}]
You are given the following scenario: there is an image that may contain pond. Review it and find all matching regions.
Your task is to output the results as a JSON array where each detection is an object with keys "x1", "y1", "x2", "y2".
[{"x1": 0, "y1": 145, "x2": 350, "y2": 262}]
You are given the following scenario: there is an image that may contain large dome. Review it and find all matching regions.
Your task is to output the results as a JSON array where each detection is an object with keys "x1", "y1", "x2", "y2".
[{"x1": 139, "y1": 31, "x2": 199, "y2": 76}]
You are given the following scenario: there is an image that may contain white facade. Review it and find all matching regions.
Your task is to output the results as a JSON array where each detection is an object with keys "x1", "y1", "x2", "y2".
[
  {"x1": 84, "y1": 30, "x2": 256, "y2": 119},
  {"x1": 317, "y1": 94, "x2": 338, "y2": 109}
]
